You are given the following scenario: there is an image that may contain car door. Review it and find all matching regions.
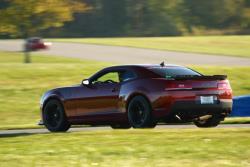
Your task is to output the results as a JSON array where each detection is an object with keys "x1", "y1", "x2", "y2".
[{"x1": 75, "y1": 71, "x2": 121, "y2": 118}]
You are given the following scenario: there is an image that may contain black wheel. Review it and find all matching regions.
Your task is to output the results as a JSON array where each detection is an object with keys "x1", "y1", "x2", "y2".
[
  {"x1": 127, "y1": 96, "x2": 156, "y2": 128},
  {"x1": 193, "y1": 116, "x2": 221, "y2": 128},
  {"x1": 110, "y1": 124, "x2": 131, "y2": 129},
  {"x1": 43, "y1": 99, "x2": 71, "y2": 132}
]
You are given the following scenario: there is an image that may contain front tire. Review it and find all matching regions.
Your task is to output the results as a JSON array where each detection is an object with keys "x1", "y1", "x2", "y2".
[
  {"x1": 193, "y1": 116, "x2": 221, "y2": 128},
  {"x1": 43, "y1": 99, "x2": 71, "y2": 132},
  {"x1": 127, "y1": 96, "x2": 156, "y2": 128}
]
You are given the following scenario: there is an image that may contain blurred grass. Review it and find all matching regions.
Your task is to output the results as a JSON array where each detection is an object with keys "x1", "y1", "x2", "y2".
[
  {"x1": 0, "y1": 51, "x2": 112, "y2": 129},
  {"x1": 0, "y1": 128, "x2": 249, "y2": 167},
  {"x1": 0, "y1": 51, "x2": 249, "y2": 129},
  {"x1": 223, "y1": 117, "x2": 250, "y2": 124},
  {"x1": 51, "y1": 35, "x2": 250, "y2": 58}
]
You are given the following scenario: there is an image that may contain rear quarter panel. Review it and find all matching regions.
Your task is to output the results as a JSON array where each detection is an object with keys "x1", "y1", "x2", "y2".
[{"x1": 119, "y1": 78, "x2": 166, "y2": 114}]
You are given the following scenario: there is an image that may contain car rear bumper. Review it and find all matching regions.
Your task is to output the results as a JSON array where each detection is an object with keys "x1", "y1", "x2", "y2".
[{"x1": 168, "y1": 99, "x2": 232, "y2": 121}]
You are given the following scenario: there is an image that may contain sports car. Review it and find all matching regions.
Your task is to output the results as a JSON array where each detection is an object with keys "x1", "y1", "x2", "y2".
[
  {"x1": 40, "y1": 63, "x2": 232, "y2": 132},
  {"x1": 24, "y1": 37, "x2": 51, "y2": 51}
]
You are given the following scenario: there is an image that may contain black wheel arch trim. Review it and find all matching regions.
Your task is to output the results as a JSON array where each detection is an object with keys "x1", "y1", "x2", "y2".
[{"x1": 42, "y1": 94, "x2": 65, "y2": 112}]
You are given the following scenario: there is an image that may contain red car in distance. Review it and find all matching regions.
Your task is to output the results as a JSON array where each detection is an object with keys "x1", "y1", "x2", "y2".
[
  {"x1": 39, "y1": 64, "x2": 232, "y2": 132},
  {"x1": 24, "y1": 37, "x2": 51, "y2": 51}
]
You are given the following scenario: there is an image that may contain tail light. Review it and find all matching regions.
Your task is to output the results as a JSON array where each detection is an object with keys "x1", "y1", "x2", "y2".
[{"x1": 217, "y1": 81, "x2": 231, "y2": 90}]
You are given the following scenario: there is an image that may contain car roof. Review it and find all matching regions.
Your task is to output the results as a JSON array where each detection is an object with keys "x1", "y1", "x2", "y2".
[
  {"x1": 106, "y1": 64, "x2": 184, "y2": 69},
  {"x1": 89, "y1": 64, "x2": 187, "y2": 80},
  {"x1": 27, "y1": 37, "x2": 42, "y2": 42}
]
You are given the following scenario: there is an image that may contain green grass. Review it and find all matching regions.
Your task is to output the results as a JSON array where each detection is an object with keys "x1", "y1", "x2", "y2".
[
  {"x1": 223, "y1": 117, "x2": 250, "y2": 124},
  {"x1": 0, "y1": 51, "x2": 249, "y2": 129},
  {"x1": 0, "y1": 51, "x2": 112, "y2": 129},
  {"x1": 51, "y1": 35, "x2": 250, "y2": 58},
  {"x1": 0, "y1": 128, "x2": 250, "y2": 167}
]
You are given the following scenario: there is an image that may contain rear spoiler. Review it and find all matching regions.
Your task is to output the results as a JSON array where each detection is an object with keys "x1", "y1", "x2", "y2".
[{"x1": 174, "y1": 75, "x2": 227, "y2": 80}]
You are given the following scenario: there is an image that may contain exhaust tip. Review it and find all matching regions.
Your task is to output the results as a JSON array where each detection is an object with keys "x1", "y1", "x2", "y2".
[{"x1": 195, "y1": 115, "x2": 212, "y2": 121}]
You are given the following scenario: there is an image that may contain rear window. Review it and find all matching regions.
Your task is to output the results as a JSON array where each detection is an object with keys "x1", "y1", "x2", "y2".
[{"x1": 149, "y1": 67, "x2": 201, "y2": 79}]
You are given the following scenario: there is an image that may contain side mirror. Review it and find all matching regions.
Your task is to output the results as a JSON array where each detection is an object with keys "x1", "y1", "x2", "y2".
[{"x1": 82, "y1": 79, "x2": 90, "y2": 86}]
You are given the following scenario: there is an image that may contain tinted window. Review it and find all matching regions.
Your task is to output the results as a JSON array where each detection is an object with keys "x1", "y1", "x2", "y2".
[
  {"x1": 119, "y1": 71, "x2": 137, "y2": 82},
  {"x1": 149, "y1": 67, "x2": 201, "y2": 79}
]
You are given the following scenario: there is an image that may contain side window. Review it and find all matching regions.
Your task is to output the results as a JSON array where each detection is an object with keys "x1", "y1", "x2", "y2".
[
  {"x1": 93, "y1": 72, "x2": 119, "y2": 84},
  {"x1": 119, "y1": 71, "x2": 137, "y2": 82}
]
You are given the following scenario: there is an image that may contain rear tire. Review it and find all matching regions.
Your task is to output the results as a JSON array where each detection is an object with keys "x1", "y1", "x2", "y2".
[
  {"x1": 43, "y1": 99, "x2": 71, "y2": 132},
  {"x1": 127, "y1": 96, "x2": 156, "y2": 128},
  {"x1": 193, "y1": 116, "x2": 221, "y2": 128}
]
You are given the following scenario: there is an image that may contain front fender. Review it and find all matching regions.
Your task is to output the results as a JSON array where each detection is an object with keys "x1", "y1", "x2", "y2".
[{"x1": 40, "y1": 90, "x2": 64, "y2": 112}]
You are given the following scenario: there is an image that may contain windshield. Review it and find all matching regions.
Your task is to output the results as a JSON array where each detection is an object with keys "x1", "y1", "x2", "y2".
[{"x1": 149, "y1": 67, "x2": 201, "y2": 79}]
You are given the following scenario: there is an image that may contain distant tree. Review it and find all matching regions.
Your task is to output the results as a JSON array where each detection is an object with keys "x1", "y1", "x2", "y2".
[
  {"x1": 99, "y1": 0, "x2": 128, "y2": 36},
  {"x1": 241, "y1": 0, "x2": 250, "y2": 30},
  {"x1": 180, "y1": 0, "x2": 246, "y2": 32},
  {"x1": 60, "y1": 0, "x2": 182, "y2": 37},
  {"x1": 144, "y1": 0, "x2": 182, "y2": 36},
  {"x1": 126, "y1": 0, "x2": 181, "y2": 36},
  {"x1": 0, "y1": 0, "x2": 89, "y2": 63}
]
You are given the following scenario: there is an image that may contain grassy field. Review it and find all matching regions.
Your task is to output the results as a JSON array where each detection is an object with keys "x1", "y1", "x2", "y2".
[
  {"x1": 51, "y1": 35, "x2": 250, "y2": 58},
  {"x1": 0, "y1": 128, "x2": 250, "y2": 167},
  {"x1": 0, "y1": 51, "x2": 112, "y2": 129},
  {"x1": 0, "y1": 51, "x2": 249, "y2": 129}
]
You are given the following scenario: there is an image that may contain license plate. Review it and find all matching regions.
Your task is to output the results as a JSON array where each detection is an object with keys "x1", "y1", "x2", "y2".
[{"x1": 200, "y1": 96, "x2": 214, "y2": 104}]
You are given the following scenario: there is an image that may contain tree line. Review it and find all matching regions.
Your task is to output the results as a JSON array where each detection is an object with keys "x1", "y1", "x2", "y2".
[{"x1": 1, "y1": 0, "x2": 250, "y2": 38}]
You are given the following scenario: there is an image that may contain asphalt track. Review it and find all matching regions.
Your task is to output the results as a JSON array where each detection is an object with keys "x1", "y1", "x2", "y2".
[
  {"x1": 0, "y1": 124, "x2": 249, "y2": 137},
  {"x1": 0, "y1": 40, "x2": 250, "y2": 65}
]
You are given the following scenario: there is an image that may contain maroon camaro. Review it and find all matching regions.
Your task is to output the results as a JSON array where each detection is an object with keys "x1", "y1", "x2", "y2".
[{"x1": 39, "y1": 63, "x2": 232, "y2": 132}]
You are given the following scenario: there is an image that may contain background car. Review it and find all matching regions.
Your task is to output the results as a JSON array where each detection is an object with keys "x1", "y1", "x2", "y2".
[
  {"x1": 24, "y1": 37, "x2": 51, "y2": 51},
  {"x1": 40, "y1": 64, "x2": 233, "y2": 132}
]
